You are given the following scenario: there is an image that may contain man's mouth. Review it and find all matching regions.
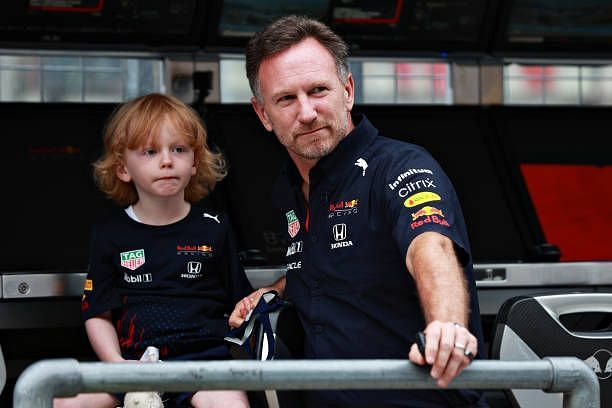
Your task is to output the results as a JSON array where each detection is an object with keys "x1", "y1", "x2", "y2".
[{"x1": 297, "y1": 126, "x2": 326, "y2": 137}]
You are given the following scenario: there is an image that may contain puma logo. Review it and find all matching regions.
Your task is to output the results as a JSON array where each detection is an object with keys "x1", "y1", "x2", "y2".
[
  {"x1": 354, "y1": 158, "x2": 368, "y2": 176},
  {"x1": 203, "y1": 212, "x2": 220, "y2": 224}
]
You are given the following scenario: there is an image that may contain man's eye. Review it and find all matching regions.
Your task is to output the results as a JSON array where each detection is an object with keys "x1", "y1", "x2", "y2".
[
  {"x1": 278, "y1": 95, "x2": 294, "y2": 103},
  {"x1": 311, "y1": 87, "x2": 327, "y2": 94}
]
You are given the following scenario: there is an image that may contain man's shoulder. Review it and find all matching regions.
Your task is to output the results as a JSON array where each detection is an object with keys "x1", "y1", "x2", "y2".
[
  {"x1": 372, "y1": 134, "x2": 431, "y2": 157},
  {"x1": 368, "y1": 134, "x2": 439, "y2": 174}
]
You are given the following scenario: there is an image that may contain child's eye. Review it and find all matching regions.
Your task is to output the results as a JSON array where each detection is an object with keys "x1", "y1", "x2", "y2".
[
  {"x1": 173, "y1": 145, "x2": 190, "y2": 153},
  {"x1": 143, "y1": 148, "x2": 156, "y2": 157}
]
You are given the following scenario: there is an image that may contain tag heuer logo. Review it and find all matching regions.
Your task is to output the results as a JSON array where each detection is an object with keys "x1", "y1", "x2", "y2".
[
  {"x1": 286, "y1": 209, "x2": 300, "y2": 238},
  {"x1": 120, "y1": 249, "x2": 145, "y2": 271}
]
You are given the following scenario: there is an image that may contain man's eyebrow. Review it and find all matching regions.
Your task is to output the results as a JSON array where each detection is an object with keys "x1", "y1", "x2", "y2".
[{"x1": 270, "y1": 89, "x2": 292, "y2": 101}]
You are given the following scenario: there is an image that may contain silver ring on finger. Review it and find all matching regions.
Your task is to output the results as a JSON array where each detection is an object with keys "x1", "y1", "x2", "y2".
[{"x1": 454, "y1": 341, "x2": 466, "y2": 350}]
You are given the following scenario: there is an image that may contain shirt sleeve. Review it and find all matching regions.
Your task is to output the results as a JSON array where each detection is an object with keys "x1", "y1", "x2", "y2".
[
  {"x1": 382, "y1": 145, "x2": 471, "y2": 265},
  {"x1": 81, "y1": 223, "x2": 122, "y2": 321}
]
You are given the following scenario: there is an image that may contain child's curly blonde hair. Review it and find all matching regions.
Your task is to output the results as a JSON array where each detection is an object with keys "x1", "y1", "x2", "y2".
[{"x1": 93, "y1": 93, "x2": 226, "y2": 206}]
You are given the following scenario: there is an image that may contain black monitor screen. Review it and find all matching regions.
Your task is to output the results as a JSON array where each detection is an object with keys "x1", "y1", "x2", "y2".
[
  {"x1": 331, "y1": 0, "x2": 494, "y2": 53},
  {"x1": 218, "y1": 0, "x2": 329, "y2": 38},
  {"x1": 208, "y1": 0, "x2": 495, "y2": 54},
  {"x1": 0, "y1": 0, "x2": 202, "y2": 48},
  {"x1": 496, "y1": 0, "x2": 612, "y2": 55}
]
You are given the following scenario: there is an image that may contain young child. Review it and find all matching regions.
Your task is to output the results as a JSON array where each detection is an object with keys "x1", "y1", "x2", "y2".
[{"x1": 54, "y1": 93, "x2": 252, "y2": 408}]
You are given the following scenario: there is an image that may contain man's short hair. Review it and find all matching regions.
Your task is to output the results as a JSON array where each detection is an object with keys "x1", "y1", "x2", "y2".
[{"x1": 246, "y1": 15, "x2": 350, "y2": 101}]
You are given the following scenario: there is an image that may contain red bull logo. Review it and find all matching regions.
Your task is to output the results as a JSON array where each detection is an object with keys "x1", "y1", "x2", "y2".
[
  {"x1": 329, "y1": 199, "x2": 359, "y2": 211},
  {"x1": 410, "y1": 215, "x2": 450, "y2": 230},
  {"x1": 411, "y1": 206, "x2": 444, "y2": 221},
  {"x1": 345, "y1": 199, "x2": 358, "y2": 208},
  {"x1": 329, "y1": 201, "x2": 344, "y2": 211}
]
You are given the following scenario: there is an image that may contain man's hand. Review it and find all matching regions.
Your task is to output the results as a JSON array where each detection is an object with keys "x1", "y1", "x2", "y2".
[{"x1": 408, "y1": 320, "x2": 477, "y2": 387}]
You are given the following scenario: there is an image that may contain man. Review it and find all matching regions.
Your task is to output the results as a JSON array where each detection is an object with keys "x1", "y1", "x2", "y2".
[{"x1": 230, "y1": 15, "x2": 487, "y2": 407}]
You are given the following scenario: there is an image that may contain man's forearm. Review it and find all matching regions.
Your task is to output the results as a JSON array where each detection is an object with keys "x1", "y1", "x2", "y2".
[{"x1": 406, "y1": 232, "x2": 469, "y2": 325}]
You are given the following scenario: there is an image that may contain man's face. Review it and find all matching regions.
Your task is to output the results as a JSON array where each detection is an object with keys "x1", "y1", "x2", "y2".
[{"x1": 251, "y1": 37, "x2": 355, "y2": 164}]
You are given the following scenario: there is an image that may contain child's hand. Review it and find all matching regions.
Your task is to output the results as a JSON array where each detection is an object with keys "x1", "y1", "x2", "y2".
[{"x1": 228, "y1": 289, "x2": 265, "y2": 328}]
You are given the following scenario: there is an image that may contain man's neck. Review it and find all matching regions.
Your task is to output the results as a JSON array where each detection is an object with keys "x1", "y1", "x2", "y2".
[{"x1": 288, "y1": 151, "x2": 318, "y2": 201}]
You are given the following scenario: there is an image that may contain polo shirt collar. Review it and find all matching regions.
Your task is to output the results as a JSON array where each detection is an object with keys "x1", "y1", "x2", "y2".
[
  {"x1": 309, "y1": 114, "x2": 377, "y2": 189},
  {"x1": 275, "y1": 114, "x2": 378, "y2": 202}
]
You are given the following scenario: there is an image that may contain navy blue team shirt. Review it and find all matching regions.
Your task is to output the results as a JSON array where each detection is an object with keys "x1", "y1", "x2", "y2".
[
  {"x1": 82, "y1": 205, "x2": 253, "y2": 360},
  {"x1": 273, "y1": 114, "x2": 487, "y2": 407}
]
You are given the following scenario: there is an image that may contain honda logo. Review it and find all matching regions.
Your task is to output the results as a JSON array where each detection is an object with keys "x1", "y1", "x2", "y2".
[
  {"x1": 187, "y1": 261, "x2": 202, "y2": 275},
  {"x1": 332, "y1": 223, "x2": 347, "y2": 241}
]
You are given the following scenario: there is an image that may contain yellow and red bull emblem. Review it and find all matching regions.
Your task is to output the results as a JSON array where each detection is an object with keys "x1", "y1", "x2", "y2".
[
  {"x1": 345, "y1": 199, "x2": 359, "y2": 208},
  {"x1": 84, "y1": 279, "x2": 93, "y2": 291},
  {"x1": 411, "y1": 206, "x2": 444, "y2": 221}
]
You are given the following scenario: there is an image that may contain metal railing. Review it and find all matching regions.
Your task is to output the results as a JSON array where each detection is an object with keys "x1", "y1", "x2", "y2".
[{"x1": 14, "y1": 357, "x2": 599, "y2": 408}]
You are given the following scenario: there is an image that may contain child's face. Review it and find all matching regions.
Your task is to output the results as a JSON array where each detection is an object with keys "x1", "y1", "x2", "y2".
[{"x1": 116, "y1": 119, "x2": 196, "y2": 203}]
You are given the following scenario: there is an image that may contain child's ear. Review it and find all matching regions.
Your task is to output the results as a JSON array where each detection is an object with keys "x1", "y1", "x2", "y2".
[
  {"x1": 191, "y1": 163, "x2": 196, "y2": 176},
  {"x1": 116, "y1": 162, "x2": 131, "y2": 182}
]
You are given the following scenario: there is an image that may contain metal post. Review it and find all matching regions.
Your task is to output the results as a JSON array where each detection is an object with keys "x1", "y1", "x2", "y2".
[{"x1": 14, "y1": 358, "x2": 599, "y2": 408}]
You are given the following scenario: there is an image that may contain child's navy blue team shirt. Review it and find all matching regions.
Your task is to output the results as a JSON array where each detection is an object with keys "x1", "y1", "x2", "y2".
[
  {"x1": 82, "y1": 205, "x2": 253, "y2": 360},
  {"x1": 273, "y1": 114, "x2": 487, "y2": 407}
]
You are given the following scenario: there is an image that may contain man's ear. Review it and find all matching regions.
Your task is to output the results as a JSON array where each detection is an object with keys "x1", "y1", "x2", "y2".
[
  {"x1": 344, "y1": 73, "x2": 355, "y2": 112},
  {"x1": 251, "y1": 97, "x2": 273, "y2": 132},
  {"x1": 116, "y1": 162, "x2": 131, "y2": 183}
]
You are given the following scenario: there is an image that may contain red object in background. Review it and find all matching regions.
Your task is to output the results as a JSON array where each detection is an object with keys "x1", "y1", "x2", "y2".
[{"x1": 521, "y1": 164, "x2": 612, "y2": 261}]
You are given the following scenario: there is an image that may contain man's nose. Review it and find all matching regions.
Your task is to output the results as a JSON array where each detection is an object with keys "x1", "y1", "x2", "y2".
[{"x1": 297, "y1": 95, "x2": 317, "y2": 123}]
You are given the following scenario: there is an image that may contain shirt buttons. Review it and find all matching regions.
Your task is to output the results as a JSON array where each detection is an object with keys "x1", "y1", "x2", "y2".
[{"x1": 315, "y1": 325, "x2": 323, "y2": 334}]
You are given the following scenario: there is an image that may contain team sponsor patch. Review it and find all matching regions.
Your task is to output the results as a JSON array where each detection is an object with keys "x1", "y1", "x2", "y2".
[
  {"x1": 328, "y1": 199, "x2": 359, "y2": 218},
  {"x1": 177, "y1": 244, "x2": 213, "y2": 256},
  {"x1": 287, "y1": 261, "x2": 302, "y2": 270},
  {"x1": 286, "y1": 210, "x2": 300, "y2": 238},
  {"x1": 181, "y1": 261, "x2": 204, "y2": 279},
  {"x1": 404, "y1": 191, "x2": 441, "y2": 208},
  {"x1": 120, "y1": 249, "x2": 145, "y2": 270},
  {"x1": 84, "y1": 279, "x2": 93, "y2": 291},
  {"x1": 123, "y1": 272, "x2": 153, "y2": 283},
  {"x1": 203, "y1": 212, "x2": 220, "y2": 223},
  {"x1": 354, "y1": 158, "x2": 368, "y2": 176},
  {"x1": 411, "y1": 206, "x2": 444, "y2": 220},
  {"x1": 330, "y1": 223, "x2": 354, "y2": 250},
  {"x1": 388, "y1": 168, "x2": 434, "y2": 191},
  {"x1": 396, "y1": 178, "x2": 437, "y2": 198},
  {"x1": 410, "y1": 206, "x2": 450, "y2": 230},
  {"x1": 286, "y1": 240, "x2": 303, "y2": 257}
]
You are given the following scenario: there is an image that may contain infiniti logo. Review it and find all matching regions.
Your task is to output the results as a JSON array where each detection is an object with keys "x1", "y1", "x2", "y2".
[{"x1": 332, "y1": 223, "x2": 347, "y2": 241}]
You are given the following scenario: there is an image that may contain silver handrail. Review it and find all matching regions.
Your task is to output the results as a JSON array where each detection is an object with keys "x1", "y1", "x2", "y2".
[{"x1": 14, "y1": 357, "x2": 599, "y2": 408}]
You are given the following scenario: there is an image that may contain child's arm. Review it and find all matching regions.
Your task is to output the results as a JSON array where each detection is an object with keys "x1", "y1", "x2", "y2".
[
  {"x1": 85, "y1": 311, "x2": 125, "y2": 362},
  {"x1": 228, "y1": 276, "x2": 286, "y2": 328}
]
